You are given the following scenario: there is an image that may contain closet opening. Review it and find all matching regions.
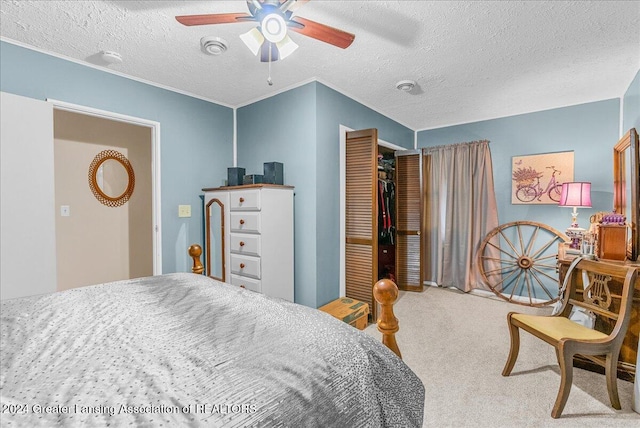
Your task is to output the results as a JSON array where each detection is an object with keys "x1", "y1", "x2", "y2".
[
  {"x1": 341, "y1": 126, "x2": 413, "y2": 321},
  {"x1": 377, "y1": 145, "x2": 396, "y2": 283},
  {"x1": 339, "y1": 125, "x2": 407, "y2": 300}
]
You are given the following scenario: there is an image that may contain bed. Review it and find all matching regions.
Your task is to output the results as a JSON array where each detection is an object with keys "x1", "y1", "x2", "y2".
[{"x1": 0, "y1": 273, "x2": 424, "y2": 427}]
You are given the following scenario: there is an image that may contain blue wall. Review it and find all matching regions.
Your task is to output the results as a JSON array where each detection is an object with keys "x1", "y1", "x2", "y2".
[
  {"x1": 237, "y1": 84, "x2": 318, "y2": 307},
  {"x1": 0, "y1": 41, "x2": 234, "y2": 274},
  {"x1": 4, "y1": 38, "x2": 636, "y2": 306},
  {"x1": 315, "y1": 83, "x2": 413, "y2": 306},
  {"x1": 238, "y1": 82, "x2": 413, "y2": 307},
  {"x1": 417, "y1": 100, "x2": 620, "y2": 235},
  {"x1": 623, "y1": 69, "x2": 640, "y2": 131}
]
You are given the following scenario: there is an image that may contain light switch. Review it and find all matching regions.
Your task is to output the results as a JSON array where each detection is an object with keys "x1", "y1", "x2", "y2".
[
  {"x1": 60, "y1": 205, "x2": 70, "y2": 217},
  {"x1": 178, "y1": 205, "x2": 191, "y2": 218}
]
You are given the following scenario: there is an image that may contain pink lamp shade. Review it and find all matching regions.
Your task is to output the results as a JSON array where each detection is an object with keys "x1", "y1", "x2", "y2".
[
  {"x1": 559, "y1": 182, "x2": 592, "y2": 208},
  {"x1": 559, "y1": 182, "x2": 592, "y2": 244}
]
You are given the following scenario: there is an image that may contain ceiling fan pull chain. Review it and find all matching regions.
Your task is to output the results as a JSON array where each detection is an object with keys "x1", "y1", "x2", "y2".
[{"x1": 267, "y1": 43, "x2": 273, "y2": 86}]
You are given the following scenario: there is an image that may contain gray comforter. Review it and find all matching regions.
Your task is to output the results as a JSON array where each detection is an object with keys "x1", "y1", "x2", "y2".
[{"x1": 1, "y1": 273, "x2": 424, "y2": 427}]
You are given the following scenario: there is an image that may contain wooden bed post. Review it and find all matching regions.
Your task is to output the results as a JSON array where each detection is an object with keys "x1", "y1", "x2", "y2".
[
  {"x1": 188, "y1": 244, "x2": 204, "y2": 275},
  {"x1": 373, "y1": 279, "x2": 402, "y2": 359}
]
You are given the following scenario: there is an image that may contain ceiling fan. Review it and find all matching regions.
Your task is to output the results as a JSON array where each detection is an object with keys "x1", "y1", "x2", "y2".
[{"x1": 176, "y1": 0, "x2": 355, "y2": 62}]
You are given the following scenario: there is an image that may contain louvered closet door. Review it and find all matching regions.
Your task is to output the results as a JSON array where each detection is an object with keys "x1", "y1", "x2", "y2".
[
  {"x1": 395, "y1": 151, "x2": 424, "y2": 291},
  {"x1": 345, "y1": 129, "x2": 378, "y2": 319}
]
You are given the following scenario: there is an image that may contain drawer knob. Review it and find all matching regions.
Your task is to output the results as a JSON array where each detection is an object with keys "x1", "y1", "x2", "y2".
[
  {"x1": 239, "y1": 197, "x2": 245, "y2": 203},
  {"x1": 240, "y1": 285, "x2": 246, "y2": 289},
  {"x1": 240, "y1": 263, "x2": 245, "y2": 269},
  {"x1": 239, "y1": 219, "x2": 245, "y2": 225},
  {"x1": 239, "y1": 241, "x2": 245, "y2": 247}
]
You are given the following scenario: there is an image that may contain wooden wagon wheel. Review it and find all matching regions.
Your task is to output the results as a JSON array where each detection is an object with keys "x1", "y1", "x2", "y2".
[{"x1": 477, "y1": 221, "x2": 568, "y2": 307}]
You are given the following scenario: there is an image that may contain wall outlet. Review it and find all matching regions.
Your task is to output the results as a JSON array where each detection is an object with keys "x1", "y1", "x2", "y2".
[
  {"x1": 60, "y1": 205, "x2": 70, "y2": 217},
  {"x1": 178, "y1": 205, "x2": 191, "y2": 218}
]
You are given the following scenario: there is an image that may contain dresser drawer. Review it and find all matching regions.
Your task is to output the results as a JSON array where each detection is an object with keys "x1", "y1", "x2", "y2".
[
  {"x1": 230, "y1": 254, "x2": 261, "y2": 279},
  {"x1": 230, "y1": 189, "x2": 261, "y2": 211},
  {"x1": 230, "y1": 212, "x2": 261, "y2": 234},
  {"x1": 230, "y1": 274, "x2": 261, "y2": 293},
  {"x1": 230, "y1": 233, "x2": 260, "y2": 256}
]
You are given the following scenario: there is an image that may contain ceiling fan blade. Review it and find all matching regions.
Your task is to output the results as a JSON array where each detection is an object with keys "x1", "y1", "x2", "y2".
[
  {"x1": 175, "y1": 13, "x2": 253, "y2": 26},
  {"x1": 288, "y1": 17, "x2": 355, "y2": 49}
]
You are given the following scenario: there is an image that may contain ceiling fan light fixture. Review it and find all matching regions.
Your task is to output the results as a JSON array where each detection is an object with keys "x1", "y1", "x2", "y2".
[
  {"x1": 176, "y1": 0, "x2": 355, "y2": 64},
  {"x1": 396, "y1": 80, "x2": 416, "y2": 92},
  {"x1": 276, "y1": 34, "x2": 298, "y2": 60},
  {"x1": 261, "y1": 13, "x2": 287, "y2": 43},
  {"x1": 240, "y1": 27, "x2": 264, "y2": 56},
  {"x1": 200, "y1": 36, "x2": 228, "y2": 56}
]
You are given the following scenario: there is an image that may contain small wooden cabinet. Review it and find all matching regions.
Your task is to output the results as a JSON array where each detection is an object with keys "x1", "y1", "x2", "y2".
[
  {"x1": 203, "y1": 184, "x2": 294, "y2": 302},
  {"x1": 598, "y1": 224, "x2": 627, "y2": 261},
  {"x1": 558, "y1": 244, "x2": 639, "y2": 381}
]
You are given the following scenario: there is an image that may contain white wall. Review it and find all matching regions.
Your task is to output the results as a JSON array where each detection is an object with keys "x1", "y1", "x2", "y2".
[{"x1": 1, "y1": 92, "x2": 57, "y2": 300}]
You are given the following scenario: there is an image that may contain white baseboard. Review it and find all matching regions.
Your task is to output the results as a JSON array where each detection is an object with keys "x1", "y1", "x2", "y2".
[{"x1": 422, "y1": 282, "x2": 550, "y2": 305}]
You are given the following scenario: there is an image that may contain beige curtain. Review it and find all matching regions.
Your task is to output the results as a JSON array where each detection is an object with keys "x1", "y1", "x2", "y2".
[{"x1": 423, "y1": 140, "x2": 499, "y2": 291}]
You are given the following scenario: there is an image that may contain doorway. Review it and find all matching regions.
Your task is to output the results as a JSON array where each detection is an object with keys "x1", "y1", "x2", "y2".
[
  {"x1": 338, "y1": 125, "x2": 406, "y2": 297},
  {"x1": 51, "y1": 101, "x2": 161, "y2": 290}
]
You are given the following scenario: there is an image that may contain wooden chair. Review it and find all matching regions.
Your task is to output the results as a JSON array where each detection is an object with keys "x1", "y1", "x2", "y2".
[{"x1": 501, "y1": 258, "x2": 638, "y2": 418}]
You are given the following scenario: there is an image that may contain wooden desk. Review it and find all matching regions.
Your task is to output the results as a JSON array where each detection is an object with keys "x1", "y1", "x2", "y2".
[{"x1": 557, "y1": 244, "x2": 639, "y2": 382}]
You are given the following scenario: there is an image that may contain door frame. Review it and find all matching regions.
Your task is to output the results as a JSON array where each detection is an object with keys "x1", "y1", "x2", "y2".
[
  {"x1": 47, "y1": 99, "x2": 162, "y2": 274},
  {"x1": 339, "y1": 124, "x2": 406, "y2": 297}
]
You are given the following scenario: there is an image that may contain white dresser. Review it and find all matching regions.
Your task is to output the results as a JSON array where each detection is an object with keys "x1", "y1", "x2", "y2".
[{"x1": 202, "y1": 184, "x2": 294, "y2": 301}]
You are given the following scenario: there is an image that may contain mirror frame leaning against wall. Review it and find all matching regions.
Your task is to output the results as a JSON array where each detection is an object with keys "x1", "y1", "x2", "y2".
[
  {"x1": 205, "y1": 198, "x2": 226, "y2": 282},
  {"x1": 613, "y1": 128, "x2": 639, "y2": 261}
]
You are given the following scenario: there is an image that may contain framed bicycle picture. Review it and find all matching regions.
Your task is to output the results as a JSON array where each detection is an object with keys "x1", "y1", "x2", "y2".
[{"x1": 511, "y1": 151, "x2": 574, "y2": 204}]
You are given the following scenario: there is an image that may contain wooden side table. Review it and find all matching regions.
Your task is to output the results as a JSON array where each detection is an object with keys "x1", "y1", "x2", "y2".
[{"x1": 557, "y1": 243, "x2": 639, "y2": 381}]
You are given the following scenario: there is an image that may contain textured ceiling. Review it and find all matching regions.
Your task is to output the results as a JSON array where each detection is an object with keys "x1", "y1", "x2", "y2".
[{"x1": 1, "y1": 1, "x2": 639, "y2": 130}]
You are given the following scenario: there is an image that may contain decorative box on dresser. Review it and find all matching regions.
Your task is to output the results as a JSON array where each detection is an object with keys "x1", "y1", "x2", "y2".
[{"x1": 202, "y1": 184, "x2": 294, "y2": 302}]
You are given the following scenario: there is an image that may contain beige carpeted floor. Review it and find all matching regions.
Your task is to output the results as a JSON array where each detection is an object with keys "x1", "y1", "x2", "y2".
[{"x1": 364, "y1": 286, "x2": 640, "y2": 427}]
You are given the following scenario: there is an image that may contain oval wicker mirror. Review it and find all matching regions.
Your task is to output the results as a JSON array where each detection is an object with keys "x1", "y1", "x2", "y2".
[{"x1": 88, "y1": 150, "x2": 135, "y2": 207}]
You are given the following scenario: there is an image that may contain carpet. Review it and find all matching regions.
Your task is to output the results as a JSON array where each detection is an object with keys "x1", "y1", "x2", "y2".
[{"x1": 365, "y1": 286, "x2": 640, "y2": 427}]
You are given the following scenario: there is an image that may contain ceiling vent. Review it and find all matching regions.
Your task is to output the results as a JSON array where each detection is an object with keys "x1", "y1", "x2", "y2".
[
  {"x1": 200, "y1": 36, "x2": 228, "y2": 55},
  {"x1": 395, "y1": 80, "x2": 416, "y2": 92}
]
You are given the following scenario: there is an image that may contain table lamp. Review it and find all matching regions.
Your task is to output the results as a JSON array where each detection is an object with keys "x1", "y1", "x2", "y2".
[{"x1": 558, "y1": 182, "x2": 592, "y2": 249}]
